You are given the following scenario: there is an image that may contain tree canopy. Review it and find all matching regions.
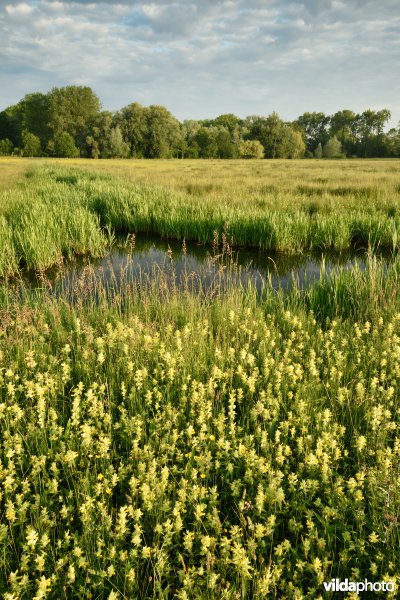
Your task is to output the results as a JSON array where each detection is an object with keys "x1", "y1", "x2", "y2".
[{"x1": 0, "y1": 86, "x2": 397, "y2": 159}]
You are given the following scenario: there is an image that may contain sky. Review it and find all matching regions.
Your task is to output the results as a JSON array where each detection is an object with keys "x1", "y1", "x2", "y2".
[{"x1": 0, "y1": 0, "x2": 399, "y2": 126}]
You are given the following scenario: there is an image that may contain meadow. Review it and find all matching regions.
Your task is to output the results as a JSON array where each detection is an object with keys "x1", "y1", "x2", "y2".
[
  {"x1": 0, "y1": 157, "x2": 400, "y2": 275},
  {"x1": 1, "y1": 157, "x2": 400, "y2": 598}
]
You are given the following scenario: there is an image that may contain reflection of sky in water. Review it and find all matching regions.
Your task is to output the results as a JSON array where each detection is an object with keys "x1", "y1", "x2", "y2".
[{"x1": 26, "y1": 235, "x2": 388, "y2": 296}]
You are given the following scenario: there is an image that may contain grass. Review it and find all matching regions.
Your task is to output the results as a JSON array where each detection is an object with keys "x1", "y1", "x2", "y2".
[
  {"x1": 1, "y1": 157, "x2": 400, "y2": 597},
  {"x1": 0, "y1": 258, "x2": 400, "y2": 598},
  {"x1": 0, "y1": 158, "x2": 400, "y2": 275}
]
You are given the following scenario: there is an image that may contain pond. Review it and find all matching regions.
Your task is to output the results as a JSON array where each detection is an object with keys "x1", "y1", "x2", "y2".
[{"x1": 24, "y1": 234, "x2": 387, "y2": 297}]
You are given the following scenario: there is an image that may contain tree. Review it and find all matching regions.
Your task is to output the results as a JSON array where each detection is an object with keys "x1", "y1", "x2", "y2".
[
  {"x1": 22, "y1": 131, "x2": 41, "y2": 157},
  {"x1": 355, "y1": 109, "x2": 391, "y2": 157},
  {"x1": 47, "y1": 86, "x2": 101, "y2": 151},
  {"x1": 0, "y1": 106, "x2": 22, "y2": 147},
  {"x1": 249, "y1": 113, "x2": 304, "y2": 158},
  {"x1": 0, "y1": 139, "x2": 14, "y2": 155},
  {"x1": 17, "y1": 93, "x2": 51, "y2": 146},
  {"x1": 107, "y1": 126, "x2": 130, "y2": 158},
  {"x1": 215, "y1": 127, "x2": 236, "y2": 158},
  {"x1": 239, "y1": 140, "x2": 264, "y2": 159},
  {"x1": 195, "y1": 127, "x2": 218, "y2": 158},
  {"x1": 249, "y1": 112, "x2": 284, "y2": 158},
  {"x1": 329, "y1": 110, "x2": 356, "y2": 155},
  {"x1": 144, "y1": 105, "x2": 182, "y2": 158},
  {"x1": 182, "y1": 120, "x2": 201, "y2": 157},
  {"x1": 386, "y1": 127, "x2": 400, "y2": 157},
  {"x1": 296, "y1": 112, "x2": 330, "y2": 154},
  {"x1": 281, "y1": 128, "x2": 306, "y2": 158},
  {"x1": 115, "y1": 102, "x2": 148, "y2": 157},
  {"x1": 53, "y1": 132, "x2": 79, "y2": 158},
  {"x1": 314, "y1": 143, "x2": 323, "y2": 158},
  {"x1": 323, "y1": 136, "x2": 343, "y2": 158}
]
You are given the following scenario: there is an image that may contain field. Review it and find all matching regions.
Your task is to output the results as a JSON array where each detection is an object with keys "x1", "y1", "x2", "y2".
[
  {"x1": 1, "y1": 157, "x2": 400, "y2": 276},
  {"x1": 1, "y1": 158, "x2": 400, "y2": 599}
]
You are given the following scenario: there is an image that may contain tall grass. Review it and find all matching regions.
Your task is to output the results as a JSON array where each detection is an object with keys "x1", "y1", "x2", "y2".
[
  {"x1": 0, "y1": 258, "x2": 400, "y2": 598},
  {"x1": 1, "y1": 163, "x2": 400, "y2": 276}
]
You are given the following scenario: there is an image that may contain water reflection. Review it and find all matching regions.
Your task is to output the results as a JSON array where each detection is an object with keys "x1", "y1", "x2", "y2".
[{"x1": 24, "y1": 234, "x2": 388, "y2": 297}]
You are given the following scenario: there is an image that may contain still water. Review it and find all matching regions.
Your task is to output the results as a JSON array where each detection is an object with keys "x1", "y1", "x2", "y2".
[{"x1": 25, "y1": 235, "x2": 383, "y2": 296}]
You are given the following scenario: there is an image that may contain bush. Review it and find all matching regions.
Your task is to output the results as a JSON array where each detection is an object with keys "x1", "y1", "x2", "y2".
[
  {"x1": 239, "y1": 140, "x2": 264, "y2": 159},
  {"x1": 22, "y1": 130, "x2": 41, "y2": 157},
  {"x1": 0, "y1": 138, "x2": 14, "y2": 155},
  {"x1": 53, "y1": 132, "x2": 80, "y2": 158}
]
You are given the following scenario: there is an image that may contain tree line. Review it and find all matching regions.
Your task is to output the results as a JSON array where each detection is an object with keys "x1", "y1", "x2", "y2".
[{"x1": 0, "y1": 86, "x2": 399, "y2": 159}]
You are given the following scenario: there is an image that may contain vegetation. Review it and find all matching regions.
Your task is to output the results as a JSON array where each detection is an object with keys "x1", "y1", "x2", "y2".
[
  {"x1": 0, "y1": 158, "x2": 400, "y2": 277},
  {"x1": 0, "y1": 157, "x2": 399, "y2": 596},
  {"x1": 0, "y1": 252, "x2": 400, "y2": 598},
  {"x1": 0, "y1": 86, "x2": 398, "y2": 159}
]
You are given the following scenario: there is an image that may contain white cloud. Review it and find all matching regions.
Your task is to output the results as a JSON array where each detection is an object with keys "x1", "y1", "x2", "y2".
[
  {"x1": 5, "y1": 2, "x2": 34, "y2": 16},
  {"x1": 0, "y1": 0, "x2": 399, "y2": 126}
]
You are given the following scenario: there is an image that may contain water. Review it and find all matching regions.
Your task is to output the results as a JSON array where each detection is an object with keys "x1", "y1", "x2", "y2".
[{"x1": 24, "y1": 234, "x2": 385, "y2": 297}]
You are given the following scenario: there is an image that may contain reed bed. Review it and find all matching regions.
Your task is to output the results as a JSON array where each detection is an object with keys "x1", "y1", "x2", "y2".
[
  {"x1": 0, "y1": 258, "x2": 400, "y2": 598},
  {"x1": 0, "y1": 160, "x2": 400, "y2": 275}
]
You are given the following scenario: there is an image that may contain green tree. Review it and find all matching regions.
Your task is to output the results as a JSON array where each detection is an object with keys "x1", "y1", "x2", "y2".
[
  {"x1": 22, "y1": 130, "x2": 41, "y2": 157},
  {"x1": 314, "y1": 143, "x2": 323, "y2": 159},
  {"x1": 323, "y1": 136, "x2": 343, "y2": 158},
  {"x1": 84, "y1": 111, "x2": 113, "y2": 158},
  {"x1": 0, "y1": 139, "x2": 14, "y2": 155},
  {"x1": 0, "y1": 106, "x2": 22, "y2": 147},
  {"x1": 296, "y1": 112, "x2": 330, "y2": 154},
  {"x1": 107, "y1": 126, "x2": 130, "y2": 158},
  {"x1": 329, "y1": 110, "x2": 356, "y2": 155},
  {"x1": 239, "y1": 140, "x2": 264, "y2": 159},
  {"x1": 281, "y1": 128, "x2": 306, "y2": 158},
  {"x1": 250, "y1": 113, "x2": 304, "y2": 158},
  {"x1": 48, "y1": 86, "x2": 101, "y2": 151},
  {"x1": 195, "y1": 127, "x2": 218, "y2": 158},
  {"x1": 182, "y1": 120, "x2": 201, "y2": 157},
  {"x1": 144, "y1": 105, "x2": 182, "y2": 158},
  {"x1": 115, "y1": 102, "x2": 148, "y2": 157},
  {"x1": 386, "y1": 127, "x2": 400, "y2": 157},
  {"x1": 17, "y1": 93, "x2": 51, "y2": 147},
  {"x1": 355, "y1": 109, "x2": 391, "y2": 157},
  {"x1": 53, "y1": 132, "x2": 79, "y2": 158},
  {"x1": 216, "y1": 127, "x2": 237, "y2": 158}
]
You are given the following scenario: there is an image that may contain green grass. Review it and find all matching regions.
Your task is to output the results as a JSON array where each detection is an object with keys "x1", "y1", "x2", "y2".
[
  {"x1": 1, "y1": 158, "x2": 400, "y2": 597},
  {"x1": 0, "y1": 260, "x2": 400, "y2": 598},
  {"x1": 1, "y1": 160, "x2": 400, "y2": 275}
]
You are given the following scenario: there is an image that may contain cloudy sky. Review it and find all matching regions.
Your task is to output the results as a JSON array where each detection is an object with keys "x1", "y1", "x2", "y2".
[{"x1": 0, "y1": 0, "x2": 399, "y2": 125}]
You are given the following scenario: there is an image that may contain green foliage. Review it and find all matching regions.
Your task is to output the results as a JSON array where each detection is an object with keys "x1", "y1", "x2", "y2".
[
  {"x1": 115, "y1": 102, "x2": 148, "y2": 157},
  {"x1": 145, "y1": 105, "x2": 182, "y2": 158},
  {"x1": 314, "y1": 142, "x2": 323, "y2": 158},
  {"x1": 239, "y1": 139, "x2": 264, "y2": 159},
  {"x1": 0, "y1": 138, "x2": 14, "y2": 155},
  {"x1": 250, "y1": 112, "x2": 305, "y2": 158},
  {"x1": 107, "y1": 126, "x2": 130, "y2": 158},
  {"x1": 1, "y1": 86, "x2": 397, "y2": 159},
  {"x1": 22, "y1": 130, "x2": 41, "y2": 157},
  {"x1": 53, "y1": 131, "x2": 80, "y2": 158},
  {"x1": 1, "y1": 254, "x2": 400, "y2": 596},
  {"x1": 323, "y1": 136, "x2": 343, "y2": 158},
  {"x1": 48, "y1": 86, "x2": 101, "y2": 149},
  {"x1": 296, "y1": 111, "x2": 330, "y2": 153}
]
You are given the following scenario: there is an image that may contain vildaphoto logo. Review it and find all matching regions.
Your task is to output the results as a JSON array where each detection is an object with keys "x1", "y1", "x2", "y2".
[{"x1": 323, "y1": 579, "x2": 395, "y2": 594}]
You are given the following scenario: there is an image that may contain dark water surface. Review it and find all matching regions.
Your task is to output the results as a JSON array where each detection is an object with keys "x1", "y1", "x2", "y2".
[{"x1": 23, "y1": 235, "x2": 388, "y2": 297}]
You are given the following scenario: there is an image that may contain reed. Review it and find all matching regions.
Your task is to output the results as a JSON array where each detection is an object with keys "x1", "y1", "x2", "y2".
[{"x1": 1, "y1": 161, "x2": 400, "y2": 276}]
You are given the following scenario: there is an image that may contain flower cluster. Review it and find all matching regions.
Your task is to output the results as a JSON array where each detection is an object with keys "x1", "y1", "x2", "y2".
[{"x1": 0, "y1": 303, "x2": 399, "y2": 598}]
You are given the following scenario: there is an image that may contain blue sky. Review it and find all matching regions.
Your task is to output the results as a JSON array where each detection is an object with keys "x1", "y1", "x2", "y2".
[{"x1": 0, "y1": 0, "x2": 399, "y2": 126}]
